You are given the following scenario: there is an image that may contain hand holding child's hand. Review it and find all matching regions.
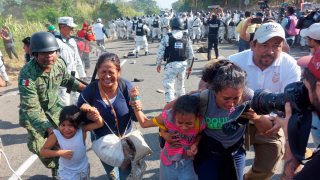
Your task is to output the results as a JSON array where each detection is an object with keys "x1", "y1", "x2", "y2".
[
  {"x1": 187, "y1": 144, "x2": 198, "y2": 157},
  {"x1": 130, "y1": 87, "x2": 142, "y2": 111},
  {"x1": 80, "y1": 103, "x2": 94, "y2": 112},
  {"x1": 60, "y1": 150, "x2": 73, "y2": 160},
  {"x1": 130, "y1": 87, "x2": 139, "y2": 98},
  {"x1": 80, "y1": 104, "x2": 102, "y2": 122}
]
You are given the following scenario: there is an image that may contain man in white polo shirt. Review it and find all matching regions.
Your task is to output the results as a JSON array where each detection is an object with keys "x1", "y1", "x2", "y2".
[{"x1": 228, "y1": 22, "x2": 301, "y2": 180}]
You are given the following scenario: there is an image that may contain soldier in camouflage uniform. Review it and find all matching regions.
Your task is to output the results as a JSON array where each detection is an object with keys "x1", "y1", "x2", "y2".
[
  {"x1": 156, "y1": 17, "x2": 194, "y2": 103},
  {"x1": 18, "y1": 32, "x2": 86, "y2": 178}
]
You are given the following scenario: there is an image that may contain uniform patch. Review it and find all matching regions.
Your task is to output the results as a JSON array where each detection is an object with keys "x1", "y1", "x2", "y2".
[
  {"x1": 174, "y1": 42, "x2": 183, "y2": 49},
  {"x1": 20, "y1": 79, "x2": 29, "y2": 86}
]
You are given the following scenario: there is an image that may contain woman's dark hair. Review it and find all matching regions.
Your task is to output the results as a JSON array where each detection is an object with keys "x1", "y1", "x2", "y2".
[
  {"x1": 202, "y1": 59, "x2": 247, "y2": 92},
  {"x1": 96, "y1": 52, "x2": 121, "y2": 71},
  {"x1": 172, "y1": 95, "x2": 200, "y2": 116},
  {"x1": 287, "y1": 6, "x2": 295, "y2": 15},
  {"x1": 59, "y1": 105, "x2": 83, "y2": 129}
]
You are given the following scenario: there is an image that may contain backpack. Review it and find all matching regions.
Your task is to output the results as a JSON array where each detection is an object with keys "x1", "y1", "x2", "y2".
[{"x1": 285, "y1": 15, "x2": 300, "y2": 36}]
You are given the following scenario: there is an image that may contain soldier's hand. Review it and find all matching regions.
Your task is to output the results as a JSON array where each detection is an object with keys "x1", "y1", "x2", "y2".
[
  {"x1": 59, "y1": 150, "x2": 74, "y2": 160},
  {"x1": 187, "y1": 67, "x2": 192, "y2": 76},
  {"x1": 156, "y1": 65, "x2": 161, "y2": 73}
]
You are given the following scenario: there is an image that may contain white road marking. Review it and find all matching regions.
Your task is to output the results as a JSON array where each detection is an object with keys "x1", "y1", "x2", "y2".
[
  {"x1": 8, "y1": 58, "x2": 128, "y2": 178},
  {"x1": 121, "y1": 59, "x2": 127, "y2": 67},
  {"x1": 9, "y1": 154, "x2": 38, "y2": 180}
]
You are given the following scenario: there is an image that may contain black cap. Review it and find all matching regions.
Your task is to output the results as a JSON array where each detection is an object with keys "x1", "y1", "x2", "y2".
[{"x1": 22, "y1": 37, "x2": 31, "y2": 45}]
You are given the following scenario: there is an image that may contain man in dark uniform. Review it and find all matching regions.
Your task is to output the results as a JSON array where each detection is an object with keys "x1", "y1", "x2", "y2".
[
  {"x1": 207, "y1": 13, "x2": 221, "y2": 61},
  {"x1": 18, "y1": 32, "x2": 86, "y2": 178}
]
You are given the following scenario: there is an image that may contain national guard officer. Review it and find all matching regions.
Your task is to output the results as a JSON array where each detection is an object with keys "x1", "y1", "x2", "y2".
[
  {"x1": 133, "y1": 18, "x2": 150, "y2": 58},
  {"x1": 207, "y1": 13, "x2": 222, "y2": 60},
  {"x1": 151, "y1": 16, "x2": 161, "y2": 43},
  {"x1": 56, "y1": 16, "x2": 86, "y2": 106},
  {"x1": 156, "y1": 17, "x2": 194, "y2": 103},
  {"x1": 18, "y1": 32, "x2": 86, "y2": 178},
  {"x1": 192, "y1": 12, "x2": 202, "y2": 44}
]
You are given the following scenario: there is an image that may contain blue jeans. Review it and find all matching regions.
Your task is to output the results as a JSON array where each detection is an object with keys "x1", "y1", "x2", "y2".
[
  {"x1": 311, "y1": 112, "x2": 320, "y2": 147},
  {"x1": 160, "y1": 159, "x2": 197, "y2": 180},
  {"x1": 238, "y1": 39, "x2": 250, "y2": 52},
  {"x1": 195, "y1": 147, "x2": 246, "y2": 180},
  {"x1": 101, "y1": 161, "x2": 131, "y2": 180}
]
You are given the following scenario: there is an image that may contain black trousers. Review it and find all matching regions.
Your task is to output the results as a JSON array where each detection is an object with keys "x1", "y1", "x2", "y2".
[{"x1": 208, "y1": 35, "x2": 219, "y2": 59}]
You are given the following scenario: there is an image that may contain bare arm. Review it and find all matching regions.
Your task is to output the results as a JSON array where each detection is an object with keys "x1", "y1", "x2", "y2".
[
  {"x1": 129, "y1": 87, "x2": 163, "y2": 128},
  {"x1": 80, "y1": 104, "x2": 104, "y2": 132},
  {"x1": 40, "y1": 133, "x2": 74, "y2": 160},
  {"x1": 240, "y1": 18, "x2": 251, "y2": 41}
]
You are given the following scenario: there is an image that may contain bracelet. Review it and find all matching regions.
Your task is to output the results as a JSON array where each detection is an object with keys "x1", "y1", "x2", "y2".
[
  {"x1": 130, "y1": 96, "x2": 141, "y2": 102},
  {"x1": 152, "y1": 117, "x2": 167, "y2": 130}
]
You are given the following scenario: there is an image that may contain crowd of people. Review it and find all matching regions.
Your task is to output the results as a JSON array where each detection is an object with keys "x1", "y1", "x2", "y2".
[{"x1": 0, "y1": 3, "x2": 317, "y2": 180}]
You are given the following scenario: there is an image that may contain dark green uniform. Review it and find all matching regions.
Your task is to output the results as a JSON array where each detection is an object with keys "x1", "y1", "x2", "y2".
[{"x1": 18, "y1": 58, "x2": 80, "y2": 169}]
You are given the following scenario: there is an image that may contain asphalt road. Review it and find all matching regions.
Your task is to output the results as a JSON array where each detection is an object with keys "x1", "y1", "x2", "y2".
[{"x1": 0, "y1": 38, "x2": 311, "y2": 180}]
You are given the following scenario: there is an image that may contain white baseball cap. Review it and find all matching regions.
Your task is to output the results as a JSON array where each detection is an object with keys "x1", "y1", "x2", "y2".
[
  {"x1": 253, "y1": 22, "x2": 285, "y2": 43},
  {"x1": 300, "y1": 23, "x2": 320, "y2": 40},
  {"x1": 58, "y1": 17, "x2": 77, "y2": 28}
]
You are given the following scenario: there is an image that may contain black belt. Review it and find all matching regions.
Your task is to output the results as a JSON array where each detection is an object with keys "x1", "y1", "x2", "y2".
[{"x1": 193, "y1": 26, "x2": 199, "y2": 27}]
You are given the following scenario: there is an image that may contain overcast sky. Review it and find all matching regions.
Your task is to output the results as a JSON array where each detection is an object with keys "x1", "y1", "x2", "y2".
[{"x1": 156, "y1": 0, "x2": 177, "y2": 9}]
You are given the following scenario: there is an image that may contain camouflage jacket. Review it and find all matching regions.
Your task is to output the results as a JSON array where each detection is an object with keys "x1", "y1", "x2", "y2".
[{"x1": 18, "y1": 58, "x2": 80, "y2": 137}]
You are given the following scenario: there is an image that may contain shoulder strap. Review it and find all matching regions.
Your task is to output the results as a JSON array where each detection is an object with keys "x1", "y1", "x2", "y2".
[{"x1": 199, "y1": 89, "x2": 209, "y2": 115}]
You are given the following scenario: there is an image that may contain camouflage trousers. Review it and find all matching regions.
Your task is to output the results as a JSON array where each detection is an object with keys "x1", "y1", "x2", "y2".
[
  {"x1": 152, "y1": 28, "x2": 161, "y2": 40},
  {"x1": 134, "y1": 39, "x2": 148, "y2": 53},
  {"x1": 163, "y1": 61, "x2": 188, "y2": 103},
  {"x1": 192, "y1": 27, "x2": 201, "y2": 40},
  {"x1": 27, "y1": 131, "x2": 58, "y2": 169}
]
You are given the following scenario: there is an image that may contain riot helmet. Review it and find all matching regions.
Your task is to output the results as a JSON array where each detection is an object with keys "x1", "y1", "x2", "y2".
[
  {"x1": 170, "y1": 17, "x2": 184, "y2": 30},
  {"x1": 30, "y1": 32, "x2": 60, "y2": 55}
]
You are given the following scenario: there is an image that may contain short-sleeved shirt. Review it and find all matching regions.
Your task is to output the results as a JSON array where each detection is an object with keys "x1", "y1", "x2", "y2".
[
  {"x1": 228, "y1": 49, "x2": 301, "y2": 92},
  {"x1": 202, "y1": 88, "x2": 253, "y2": 149}
]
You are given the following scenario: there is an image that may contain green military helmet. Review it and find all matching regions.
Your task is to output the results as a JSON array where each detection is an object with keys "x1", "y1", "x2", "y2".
[
  {"x1": 30, "y1": 32, "x2": 60, "y2": 55},
  {"x1": 170, "y1": 17, "x2": 184, "y2": 30},
  {"x1": 48, "y1": 25, "x2": 56, "y2": 31}
]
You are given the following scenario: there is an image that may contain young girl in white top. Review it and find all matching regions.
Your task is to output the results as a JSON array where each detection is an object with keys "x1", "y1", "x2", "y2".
[{"x1": 40, "y1": 104, "x2": 103, "y2": 180}]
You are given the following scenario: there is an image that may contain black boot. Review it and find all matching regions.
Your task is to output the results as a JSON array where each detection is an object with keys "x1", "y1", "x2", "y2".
[
  {"x1": 207, "y1": 51, "x2": 211, "y2": 61},
  {"x1": 193, "y1": 39, "x2": 195, "y2": 44}
]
